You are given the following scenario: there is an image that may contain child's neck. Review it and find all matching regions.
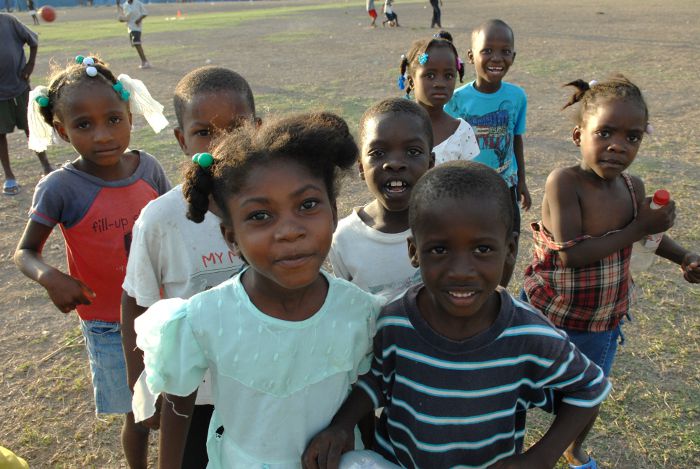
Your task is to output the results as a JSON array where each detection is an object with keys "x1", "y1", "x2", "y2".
[
  {"x1": 242, "y1": 269, "x2": 328, "y2": 322},
  {"x1": 418, "y1": 289, "x2": 501, "y2": 341},
  {"x1": 73, "y1": 151, "x2": 139, "y2": 181},
  {"x1": 473, "y1": 78, "x2": 503, "y2": 94},
  {"x1": 359, "y1": 200, "x2": 409, "y2": 234},
  {"x1": 420, "y1": 103, "x2": 459, "y2": 147}
]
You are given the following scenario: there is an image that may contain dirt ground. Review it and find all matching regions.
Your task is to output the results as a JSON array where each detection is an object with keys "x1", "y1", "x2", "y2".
[{"x1": 1, "y1": 0, "x2": 699, "y2": 467}]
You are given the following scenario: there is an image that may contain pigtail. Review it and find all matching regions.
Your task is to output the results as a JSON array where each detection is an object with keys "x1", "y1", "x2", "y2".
[
  {"x1": 182, "y1": 161, "x2": 216, "y2": 223},
  {"x1": 562, "y1": 79, "x2": 590, "y2": 110}
]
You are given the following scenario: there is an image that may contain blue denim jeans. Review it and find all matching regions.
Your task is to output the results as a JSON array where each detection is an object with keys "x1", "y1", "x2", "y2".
[{"x1": 80, "y1": 319, "x2": 132, "y2": 414}]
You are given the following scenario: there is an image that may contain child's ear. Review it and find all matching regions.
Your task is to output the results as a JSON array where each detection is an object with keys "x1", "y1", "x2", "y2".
[
  {"x1": 511, "y1": 51, "x2": 516, "y2": 63},
  {"x1": 174, "y1": 127, "x2": 188, "y2": 154},
  {"x1": 572, "y1": 126, "x2": 582, "y2": 147},
  {"x1": 467, "y1": 49, "x2": 475, "y2": 64},
  {"x1": 331, "y1": 200, "x2": 338, "y2": 230},
  {"x1": 358, "y1": 159, "x2": 365, "y2": 181},
  {"x1": 220, "y1": 223, "x2": 238, "y2": 254},
  {"x1": 505, "y1": 230, "x2": 518, "y2": 269},
  {"x1": 53, "y1": 121, "x2": 70, "y2": 143},
  {"x1": 407, "y1": 236, "x2": 420, "y2": 268},
  {"x1": 428, "y1": 151, "x2": 436, "y2": 169}
]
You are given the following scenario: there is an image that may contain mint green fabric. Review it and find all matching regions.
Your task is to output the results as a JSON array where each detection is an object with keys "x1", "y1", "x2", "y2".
[{"x1": 135, "y1": 270, "x2": 384, "y2": 468}]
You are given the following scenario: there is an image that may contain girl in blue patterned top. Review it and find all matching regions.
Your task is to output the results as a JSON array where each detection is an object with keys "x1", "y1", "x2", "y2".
[{"x1": 134, "y1": 112, "x2": 384, "y2": 469}]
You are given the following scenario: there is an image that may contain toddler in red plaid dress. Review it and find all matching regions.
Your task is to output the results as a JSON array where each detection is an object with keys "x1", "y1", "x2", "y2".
[{"x1": 522, "y1": 75, "x2": 700, "y2": 469}]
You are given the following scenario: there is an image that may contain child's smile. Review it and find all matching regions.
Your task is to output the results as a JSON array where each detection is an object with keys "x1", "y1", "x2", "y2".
[
  {"x1": 223, "y1": 159, "x2": 336, "y2": 298},
  {"x1": 360, "y1": 113, "x2": 432, "y2": 213},
  {"x1": 469, "y1": 24, "x2": 515, "y2": 93},
  {"x1": 409, "y1": 196, "x2": 514, "y2": 339}
]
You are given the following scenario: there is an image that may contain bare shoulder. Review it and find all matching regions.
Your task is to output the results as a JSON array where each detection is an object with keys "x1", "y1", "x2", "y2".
[
  {"x1": 545, "y1": 166, "x2": 579, "y2": 191},
  {"x1": 627, "y1": 173, "x2": 646, "y2": 204}
]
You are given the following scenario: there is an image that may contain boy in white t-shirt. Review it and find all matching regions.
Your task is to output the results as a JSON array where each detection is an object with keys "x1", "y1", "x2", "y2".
[
  {"x1": 330, "y1": 98, "x2": 434, "y2": 303},
  {"x1": 119, "y1": 0, "x2": 150, "y2": 69},
  {"x1": 121, "y1": 66, "x2": 255, "y2": 468}
]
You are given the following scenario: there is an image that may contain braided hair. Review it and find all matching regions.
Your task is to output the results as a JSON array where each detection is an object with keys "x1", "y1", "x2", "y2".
[
  {"x1": 40, "y1": 56, "x2": 122, "y2": 126},
  {"x1": 399, "y1": 30, "x2": 464, "y2": 98},
  {"x1": 563, "y1": 74, "x2": 649, "y2": 125}
]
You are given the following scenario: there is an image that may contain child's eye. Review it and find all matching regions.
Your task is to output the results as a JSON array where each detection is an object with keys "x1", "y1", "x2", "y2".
[
  {"x1": 109, "y1": 116, "x2": 122, "y2": 125},
  {"x1": 195, "y1": 129, "x2": 211, "y2": 137},
  {"x1": 481, "y1": 48, "x2": 492, "y2": 55},
  {"x1": 445, "y1": 72, "x2": 455, "y2": 80},
  {"x1": 407, "y1": 148, "x2": 425, "y2": 157},
  {"x1": 430, "y1": 246, "x2": 447, "y2": 255},
  {"x1": 76, "y1": 121, "x2": 90, "y2": 129},
  {"x1": 595, "y1": 129, "x2": 611, "y2": 138},
  {"x1": 502, "y1": 49, "x2": 513, "y2": 56},
  {"x1": 367, "y1": 149, "x2": 385, "y2": 159},
  {"x1": 247, "y1": 211, "x2": 270, "y2": 222},
  {"x1": 300, "y1": 199, "x2": 319, "y2": 211},
  {"x1": 423, "y1": 72, "x2": 435, "y2": 79},
  {"x1": 627, "y1": 135, "x2": 642, "y2": 143},
  {"x1": 474, "y1": 245, "x2": 493, "y2": 255}
]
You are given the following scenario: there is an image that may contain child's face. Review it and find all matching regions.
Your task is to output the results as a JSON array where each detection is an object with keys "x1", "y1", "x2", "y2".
[
  {"x1": 53, "y1": 81, "x2": 132, "y2": 169},
  {"x1": 574, "y1": 99, "x2": 646, "y2": 180},
  {"x1": 408, "y1": 196, "x2": 515, "y2": 334},
  {"x1": 411, "y1": 45, "x2": 458, "y2": 109},
  {"x1": 468, "y1": 25, "x2": 515, "y2": 89},
  {"x1": 360, "y1": 113, "x2": 434, "y2": 214},
  {"x1": 175, "y1": 91, "x2": 255, "y2": 157},
  {"x1": 221, "y1": 159, "x2": 337, "y2": 293}
]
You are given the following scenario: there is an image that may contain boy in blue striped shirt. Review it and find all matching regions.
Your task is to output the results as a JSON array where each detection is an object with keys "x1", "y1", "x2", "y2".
[{"x1": 303, "y1": 161, "x2": 610, "y2": 469}]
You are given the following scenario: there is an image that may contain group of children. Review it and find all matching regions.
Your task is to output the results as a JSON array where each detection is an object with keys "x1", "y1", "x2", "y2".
[{"x1": 11, "y1": 15, "x2": 700, "y2": 469}]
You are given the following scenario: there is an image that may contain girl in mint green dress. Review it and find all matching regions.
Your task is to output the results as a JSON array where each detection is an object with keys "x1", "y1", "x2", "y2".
[{"x1": 134, "y1": 113, "x2": 383, "y2": 468}]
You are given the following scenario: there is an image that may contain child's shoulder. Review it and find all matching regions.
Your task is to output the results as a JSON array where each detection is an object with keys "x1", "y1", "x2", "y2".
[
  {"x1": 136, "y1": 185, "x2": 185, "y2": 225},
  {"x1": 327, "y1": 272, "x2": 386, "y2": 309}
]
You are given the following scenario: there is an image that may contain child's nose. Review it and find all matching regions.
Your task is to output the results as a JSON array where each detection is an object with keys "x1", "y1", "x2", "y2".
[
  {"x1": 383, "y1": 154, "x2": 407, "y2": 171},
  {"x1": 93, "y1": 124, "x2": 112, "y2": 142},
  {"x1": 274, "y1": 216, "x2": 306, "y2": 242}
]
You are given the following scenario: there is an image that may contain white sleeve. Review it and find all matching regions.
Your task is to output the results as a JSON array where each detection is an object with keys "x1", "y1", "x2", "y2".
[
  {"x1": 123, "y1": 209, "x2": 165, "y2": 307},
  {"x1": 461, "y1": 121, "x2": 481, "y2": 160},
  {"x1": 329, "y1": 242, "x2": 352, "y2": 281}
]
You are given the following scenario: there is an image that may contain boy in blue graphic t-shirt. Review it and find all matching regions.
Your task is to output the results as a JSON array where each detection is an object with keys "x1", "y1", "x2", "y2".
[{"x1": 444, "y1": 19, "x2": 528, "y2": 287}]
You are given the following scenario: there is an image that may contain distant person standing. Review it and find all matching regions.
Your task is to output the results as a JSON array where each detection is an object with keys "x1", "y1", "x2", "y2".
[
  {"x1": 26, "y1": 0, "x2": 39, "y2": 25},
  {"x1": 366, "y1": 0, "x2": 377, "y2": 27},
  {"x1": 0, "y1": 12, "x2": 52, "y2": 195},
  {"x1": 119, "y1": 0, "x2": 151, "y2": 69},
  {"x1": 429, "y1": 0, "x2": 441, "y2": 28}
]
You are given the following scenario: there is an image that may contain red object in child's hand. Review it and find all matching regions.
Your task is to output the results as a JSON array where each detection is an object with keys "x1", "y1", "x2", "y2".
[{"x1": 39, "y1": 6, "x2": 56, "y2": 22}]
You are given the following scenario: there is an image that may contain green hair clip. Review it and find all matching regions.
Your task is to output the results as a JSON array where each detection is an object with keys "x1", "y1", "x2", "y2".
[
  {"x1": 192, "y1": 152, "x2": 214, "y2": 168},
  {"x1": 112, "y1": 81, "x2": 130, "y2": 101}
]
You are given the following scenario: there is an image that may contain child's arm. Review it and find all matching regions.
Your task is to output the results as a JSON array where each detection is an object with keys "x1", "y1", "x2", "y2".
[
  {"x1": 121, "y1": 292, "x2": 148, "y2": 389},
  {"x1": 545, "y1": 171, "x2": 675, "y2": 268},
  {"x1": 302, "y1": 386, "x2": 374, "y2": 469},
  {"x1": 14, "y1": 221, "x2": 95, "y2": 313},
  {"x1": 513, "y1": 135, "x2": 531, "y2": 211},
  {"x1": 489, "y1": 403, "x2": 599, "y2": 469},
  {"x1": 655, "y1": 236, "x2": 700, "y2": 283},
  {"x1": 159, "y1": 391, "x2": 196, "y2": 469}
]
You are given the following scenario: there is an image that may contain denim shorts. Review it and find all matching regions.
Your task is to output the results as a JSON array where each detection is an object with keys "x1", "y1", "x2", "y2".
[
  {"x1": 561, "y1": 324, "x2": 625, "y2": 377},
  {"x1": 80, "y1": 320, "x2": 132, "y2": 414},
  {"x1": 519, "y1": 289, "x2": 625, "y2": 377}
]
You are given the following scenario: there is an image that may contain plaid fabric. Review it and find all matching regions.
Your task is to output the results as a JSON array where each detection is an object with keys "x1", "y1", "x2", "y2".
[{"x1": 523, "y1": 173, "x2": 637, "y2": 332}]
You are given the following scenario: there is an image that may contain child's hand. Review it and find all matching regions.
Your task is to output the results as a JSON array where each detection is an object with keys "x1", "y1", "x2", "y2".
[
  {"x1": 681, "y1": 252, "x2": 700, "y2": 283},
  {"x1": 636, "y1": 196, "x2": 675, "y2": 237},
  {"x1": 301, "y1": 425, "x2": 354, "y2": 469},
  {"x1": 139, "y1": 394, "x2": 162, "y2": 430},
  {"x1": 42, "y1": 270, "x2": 96, "y2": 314},
  {"x1": 518, "y1": 180, "x2": 532, "y2": 211}
]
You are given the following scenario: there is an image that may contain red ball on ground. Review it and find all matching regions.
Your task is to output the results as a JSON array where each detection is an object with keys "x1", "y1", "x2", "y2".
[{"x1": 38, "y1": 6, "x2": 56, "y2": 22}]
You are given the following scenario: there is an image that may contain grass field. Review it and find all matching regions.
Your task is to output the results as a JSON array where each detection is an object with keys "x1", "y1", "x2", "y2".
[{"x1": 0, "y1": 0, "x2": 699, "y2": 467}]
